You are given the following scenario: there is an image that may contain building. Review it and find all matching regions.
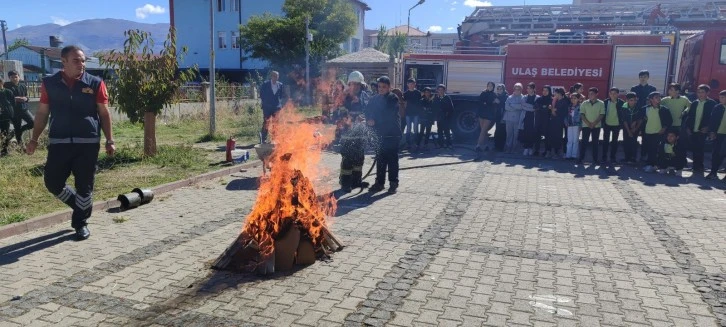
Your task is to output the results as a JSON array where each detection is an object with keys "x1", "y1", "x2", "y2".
[
  {"x1": 1, "y1": 37, "x2": 102, "y2": 81},
  {"x1": 367, "y1": 25, "x2": 459, "y2": 53},
  {"x1": 169, "y1": 0, "x2": 370, "y2": 78}
]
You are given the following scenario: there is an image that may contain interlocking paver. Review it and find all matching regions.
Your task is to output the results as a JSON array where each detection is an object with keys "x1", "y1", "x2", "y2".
[{"x1": 1, "y1": 150, "x2": 726, "y2": 326}]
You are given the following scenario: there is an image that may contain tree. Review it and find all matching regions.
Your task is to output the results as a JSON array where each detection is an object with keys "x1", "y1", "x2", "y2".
[
  {"x1": 238, "y1": 0, "x2": 357, "y2": 73},
  {"x1": 100, "y1": 28, "x2": 195, "y2": 156},
  {"x1": 373, "y1": 25, "x2": 407, "y2": 59},
  {"x1": 7, "y1": 38, "x2": 29, "y2": 53}
]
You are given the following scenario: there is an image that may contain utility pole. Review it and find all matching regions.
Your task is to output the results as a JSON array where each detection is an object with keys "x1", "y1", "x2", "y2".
[
  {"x1": 305, "y1": 17, "x2": 311, "y2": 106},
  {"x1": 0, "y1": 20, "x2": 8, "y2": 60},
  {"x1": 407, "y1": 0, "x2": 425, "y2": 48},
  {"x1": 209, "y1": 0, "x2": 216, "y2": 136}
]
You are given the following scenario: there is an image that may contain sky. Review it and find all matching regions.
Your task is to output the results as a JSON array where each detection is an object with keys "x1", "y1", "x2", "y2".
[{"x1": 4, "y1": 0, "x2": 571, "y2": 32}]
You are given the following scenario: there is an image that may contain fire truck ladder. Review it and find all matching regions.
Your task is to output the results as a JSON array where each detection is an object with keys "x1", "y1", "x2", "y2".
[{"x1": 460, "y1": 1, "x2": 726, "y2": 35}]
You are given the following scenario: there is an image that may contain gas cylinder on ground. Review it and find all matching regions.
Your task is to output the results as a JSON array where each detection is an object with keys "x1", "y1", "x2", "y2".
[{"x1": 226, "y1": 136, "x2": 236, "y2": 162}]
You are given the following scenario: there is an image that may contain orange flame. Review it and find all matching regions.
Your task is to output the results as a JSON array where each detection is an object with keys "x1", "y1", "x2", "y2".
[{"x1": 242, "y1": 102, "x2": 337, "y2": 260}]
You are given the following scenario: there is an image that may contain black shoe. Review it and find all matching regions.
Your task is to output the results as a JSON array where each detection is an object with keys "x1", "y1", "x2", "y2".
[
  {"x1": 75, "y1": 226, "x2": 90, "y2": 240},
  {"x1": 706, "y1": 172, "x2": 718, "y2": 180},
  {"x1": 359, "y1": 182, "x2": 370, "y2": 189},
  {"x1": 342, "y1": 186, "x2": 352, "y2": 193},
  {"x1": 369, "y1": 183, "x2": 384, "y2": 193},
  {"x1": 388, "y1": 184, "x2": 398, "y2": 194}
]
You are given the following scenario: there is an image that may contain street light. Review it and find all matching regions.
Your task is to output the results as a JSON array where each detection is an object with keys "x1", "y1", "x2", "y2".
[
  {"x1": 407, "y1": 0, "x2": 426, "y2": 38},
  {"x1": 0, "y1": 20, "x2": 8, "y2": 60}
]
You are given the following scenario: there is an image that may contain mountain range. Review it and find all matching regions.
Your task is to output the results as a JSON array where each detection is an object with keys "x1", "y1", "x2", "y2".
[{"x1": 5, "y1": 19, "x2": 171, "y2": 54}]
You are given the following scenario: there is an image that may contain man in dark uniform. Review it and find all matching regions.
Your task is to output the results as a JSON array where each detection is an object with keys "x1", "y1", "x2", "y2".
[
  {"x1": 259, "y1": 71, "x2": 284, "y2": 143},
  {"x1": 0, "y1": 79, "x2": 14, "y2": 156},
  {"x1": 630, "y1": 70, "x2": 657, "y2": 162},
  {"x1": 5, "y1": 71, "x2": 34, "y2": 146},
  {"x1": 26, "y1": 45, "x2": 115, "y2": 240},
  {"x1": 683, "y1": 84, "x2": 717, "y2": 173},
  {"x1": 366, "y1": 76, "x2": 401, "y2": 194}
]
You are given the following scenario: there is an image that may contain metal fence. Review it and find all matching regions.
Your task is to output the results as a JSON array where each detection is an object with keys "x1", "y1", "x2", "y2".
[{"x1": 22, "y1": 81, "x2": 41, "y2": 98}]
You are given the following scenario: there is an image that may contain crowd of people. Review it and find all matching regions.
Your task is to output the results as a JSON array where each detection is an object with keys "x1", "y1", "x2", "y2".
[
  {"x1": 306, "y1": 69, "x2": 726, "y2": 190},
  {"x1": 0, "y1": 71, "x2": 35, "y2": 157}
]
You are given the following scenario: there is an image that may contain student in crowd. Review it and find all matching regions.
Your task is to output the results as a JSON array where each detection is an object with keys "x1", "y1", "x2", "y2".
[
  {"x1": 493, "y1": 84, "x2": 508, "y2": 151},
  {"x1": 548, "y1": 87, "x2": 569, "y2": 159},
  {"x1": 661, "y1": 83, "x2": 691, "y2": 133},
  {"x1": 520, "y1": 82, "x2": 539, "y2": 156},
  {"x1": 418, "y1": 87, "x2": 435, "y2": 150},
  {"x1": 621, "y1": 92, "x2": 645, "y2": 164},
  {"x1": 631, "y1": 70, "x2": 657, "y2": 162},
  {"x1": 504, "y1": 83, "x2": 525, "y2": 153},
  {"x1": 578, "y1": 87, "x2": 605, "y2": 164},
  {"x1": 707, "y1": 90, "x2": 726, "y2": 181},
  {"x1": 565, "y1": 83, "x2": 584, "y2": 153},
  {"x1": 534, "y1": 85, "x2": 553, "y2": 156},
  {"x1": 642, "y1": 92, "x2": 673, "y2": 173},
  {"x1": 0, "y1": 80, "x2": 13, "y2": 156},
  {"x1": 564, "y1": 93, "x2": 582, "y2": 159},
  {"x1": 602, "y1": 87, "x2": 625, "y2": 163},
  {"x1": 657, "y1": 130, "x2": 687, "y2": 177},
  {"x1": 476, "y1": 81, "x2": 497, "y2": 152},
  {"x1": 433, "y1": 84, "x2": 454, "y2": 148},
  {"x1": 403, "y1": 78, "x2": 422, "y2": 150},
  {"x1": 683, "y1": 84, "x2": 717, "y2": 173}
]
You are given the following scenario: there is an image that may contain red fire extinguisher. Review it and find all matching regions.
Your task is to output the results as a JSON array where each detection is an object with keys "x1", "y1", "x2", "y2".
[{"x1": 226, "y1": 136, "x2": 236, "y2": 162}]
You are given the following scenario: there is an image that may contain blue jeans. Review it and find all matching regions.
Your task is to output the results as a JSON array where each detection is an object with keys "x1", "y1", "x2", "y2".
[{"x1": 405, "y1": 116, "x2": 420, "y2": 144}]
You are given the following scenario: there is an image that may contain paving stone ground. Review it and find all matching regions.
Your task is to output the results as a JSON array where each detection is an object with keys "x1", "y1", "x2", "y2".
[{"x1": 2, "y1": 146, "x2": 726, "y2": 326}]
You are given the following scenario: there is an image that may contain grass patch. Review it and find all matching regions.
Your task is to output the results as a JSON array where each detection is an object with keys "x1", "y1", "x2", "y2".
[
  {"x1": 0, "y1": 101, "x2": 323, "y2": 225},
  {"x1": 112, "y1": 216, "x2": 130, "y2": 223}
]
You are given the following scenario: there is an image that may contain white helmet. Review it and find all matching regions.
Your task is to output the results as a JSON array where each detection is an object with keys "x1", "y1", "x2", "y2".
[{"x1": 348, "y1": 71, "x2": 364, "y2": 84}]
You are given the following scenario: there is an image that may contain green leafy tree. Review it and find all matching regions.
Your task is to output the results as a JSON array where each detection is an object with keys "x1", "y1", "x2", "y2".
[
  {"x1": 374, "y1": 25, "x2": 407, "y2": 59},
  {"x1": 238, "y1": 0, "x2": 357, "y2": 73},
  {"x1": 100, "y1": 28, "x2": 196, "y2": 156},
  {"x1": 7, "y1": 38, "x2": 29, "y2": 53}
]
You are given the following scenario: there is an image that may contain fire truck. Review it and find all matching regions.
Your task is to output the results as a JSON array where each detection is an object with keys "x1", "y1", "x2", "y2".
[{"x1": 402, "y1": 1, "x2": 726, "y2": 140}]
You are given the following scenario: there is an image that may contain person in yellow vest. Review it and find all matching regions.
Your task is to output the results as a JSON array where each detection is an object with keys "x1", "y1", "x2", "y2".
[
  {"x1": 602, "y1": 87, "x2": 625, "y2": 163},
  {"x1": 683, "y1": 84, "x2": 717, "y2": 173},
  {"x1": 706, "y1": 90, "x2": 726, "y2": 181},
  {"x1": 642, "y1": 92, "x2": 673, "y2": 173},
  {"x1": 661, "y1": 83, "x2": 691, "y2": 134},
  {"x1": 578, "y1": 87, "x2": 605, "y2": 164},
  {"x1": 657, "y1": 130, "x2": 686, "y2": 177}
]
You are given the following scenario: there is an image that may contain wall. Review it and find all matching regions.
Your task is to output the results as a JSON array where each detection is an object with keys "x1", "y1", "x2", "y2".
[{"x1": 5, "y1": 47, "x2": 52, "y2": 81}]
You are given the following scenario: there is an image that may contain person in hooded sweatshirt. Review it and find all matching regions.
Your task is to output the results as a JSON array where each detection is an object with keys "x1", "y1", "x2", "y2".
[
  {"x1": 535, "y1": 85, "x2": 554, "y2": 156},
  {"x1": 476, "y1": 81, "x2": 497, "y2": 152},
  {"x1": 493, "y1": 84, "x2": 509, "y2": 151},
  {"x1": 504, "y1": 83, "x2": 525, "y2": 153},
  {"x1": 519, "y1": 82, "x2": 539, "y2": 156}
]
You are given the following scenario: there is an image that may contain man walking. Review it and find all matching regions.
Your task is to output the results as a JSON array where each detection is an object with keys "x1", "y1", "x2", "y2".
[
  {"x1": 26, "y1": 45, "x2": 115, "y2": 240},
  {"x1": 0, "y1": 79, "x2": 13, "y2": 156},
  {"x1": 5, "y1": 71, "x2": 34, "y2": 146},
  {"x1": 259, "y1": 71, "x2": 284, "y2": 143},
  {"x1": 366, "y1": 76, "x2": 401, "y2": 194}
]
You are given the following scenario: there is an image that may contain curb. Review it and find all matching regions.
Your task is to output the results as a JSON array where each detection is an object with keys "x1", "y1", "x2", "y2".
[{"x1": 0, "y1": 160, "x2": 261, "y2": 240}]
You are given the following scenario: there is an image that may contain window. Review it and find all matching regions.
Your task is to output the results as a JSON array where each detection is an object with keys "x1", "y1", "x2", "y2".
[
  {"x1": 217, "y1": 0, "x2": 225, "y2": 11},
  {"x1": 432, "y1": 39, "x2": 442, "y2": 49},
  {"x1": 409, "y1": 38, "x2": 421, "y2": 46},
  {"x1": 720, "y1": 38, "x2": 726, "y2": 65},
  {"x1": 351, "y1": 38, "x2": 360, "y2": 52},
  {"x1": 218, "y1": 31, "x2": 227, "y2": 49},
  {"x1": 231, "y1": 0, "x2": 240, "y2": 11},
  {"x1": 231, "y1": 32, "x2": 239, "y2": 49}
]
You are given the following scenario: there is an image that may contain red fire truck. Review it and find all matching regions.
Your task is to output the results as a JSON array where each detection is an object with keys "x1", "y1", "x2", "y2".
[{"x1": 402, "y1": 29, "x2": 726, "y2": 140}]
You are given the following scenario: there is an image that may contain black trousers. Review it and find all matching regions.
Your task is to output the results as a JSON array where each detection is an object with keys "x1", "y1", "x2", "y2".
[
  {"x1": 712, "y1": 134, "x2": 726, "y2": 173},
  {"x1": 643, "y1": 133, "x2": 662, "y2": 166},
  {"x1": 623, "y1": 131, "x2": 639, "y2": 162},
  {"x1": 44, "y1": 144, "x2": 100, "y2": 229},
  {"x1": 658, "y1": 153, "x2": 686, "y2": 170},
  {"x1": 437, "y1": 118, "x2": 452, "y2": 146},
  {"x1": 375, "y1": 137, "x2": 400, "y2": 187},
  {"x1": 12, "y1": 109, "x2": 34, "y2": 143},
  {"x1": 689, "y1": 131, "x2": 707, "y2": 171},
  {"x1": 417, "y1": 121, "x2": 433, "y2": 146},
  {"x1": 0, "y1": 118, "x2": 10, "y2": 153},
  {"x1": 546, "y1": 122, "x2": 563, "y2": 154},
  {"x1": 260, "y1": 110, "x2": 278, "y2": 143},
  {"x1": 579, "y1": 127, "x2": 601, "y2": 161},
  {"x1": 494, "y1": 122, "x2": 506, "y2": 151},
  {"x1": 340, "y1": 141, "x2": 365, "y2": 188},
  {"x1": 602, "y1": 124, "x2": 620, "y2": 160}
]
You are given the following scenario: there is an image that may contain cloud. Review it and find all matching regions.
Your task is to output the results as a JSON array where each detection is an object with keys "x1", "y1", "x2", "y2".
[
  {"x1": 464, "y1": 0, "x2": 493, "y2": 7},
  {"x1": 447, "y1": 27, "x2": 454, "y2": 31},
  {"x1": 51, "y1": 16, "x2": 71, "y2": 26},
  {"x1": 428, "y1": 25, "x2": 443, "y2": 32},
  {"x1": 452, "y1": 1, "x2": 458, "y2": 4},
  {"x1": 16, "y1": 24, "x2": 21, "y2": 28},
  {"x1": 450, "y1": 7, "x2": 456, "y2": 11},
  {"x1": 135, "y1": 4, "x2": 166, "y2": 19}
]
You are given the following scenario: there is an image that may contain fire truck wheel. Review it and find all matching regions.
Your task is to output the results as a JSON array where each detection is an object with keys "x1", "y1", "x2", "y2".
[{"x1": 452, "y1": 102, "x2": 480, "y2": 141}]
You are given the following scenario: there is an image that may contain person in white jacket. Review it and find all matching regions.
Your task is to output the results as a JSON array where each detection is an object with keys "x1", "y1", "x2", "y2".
[{"x1": 504, "y1": 83, "x2": 525, "y2": 153}]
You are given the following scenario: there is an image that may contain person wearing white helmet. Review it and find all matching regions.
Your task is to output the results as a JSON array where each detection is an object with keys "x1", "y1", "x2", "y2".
[{"x1": 337, "y1": 71, "x2": 371, "y2": 192}]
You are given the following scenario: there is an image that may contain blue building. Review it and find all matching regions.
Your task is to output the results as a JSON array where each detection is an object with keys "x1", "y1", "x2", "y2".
[
  {"x1": 169, "y1": 0, "x2": 369, "y2": 79},
  {"x1": 2, "y1": 44, "x2": 103, "y2": 82}
]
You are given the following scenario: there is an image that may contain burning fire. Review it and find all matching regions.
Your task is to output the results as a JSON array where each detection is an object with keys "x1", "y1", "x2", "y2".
[{"x1": 242, "y1": 103, "x2": 337, "y2": 262}]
